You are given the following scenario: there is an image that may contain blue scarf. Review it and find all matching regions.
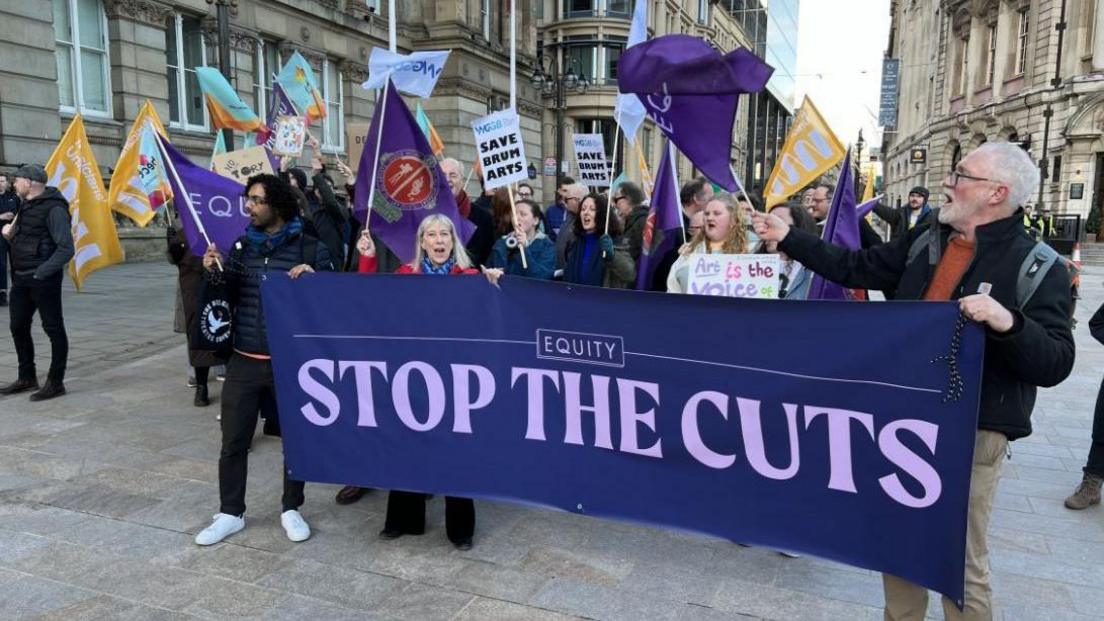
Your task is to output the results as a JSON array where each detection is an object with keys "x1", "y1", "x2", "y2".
[
  {"x1": 421, "y1": 256, "x2": 456, "y2": 275},
  {"x1": 246, "y1": 217, "x2": 302, "y2": 250}
]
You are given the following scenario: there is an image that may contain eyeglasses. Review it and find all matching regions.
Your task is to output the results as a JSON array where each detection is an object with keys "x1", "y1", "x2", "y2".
[
  {"x1": 948, "y1": 169, "x2": 1001, "y2": 187},
  {"x1": 517, "y1": 191, "x2": 533, "y2": 198},
  {"x1": 244, "y1": 194, "x2": 268, "y2": 205}
]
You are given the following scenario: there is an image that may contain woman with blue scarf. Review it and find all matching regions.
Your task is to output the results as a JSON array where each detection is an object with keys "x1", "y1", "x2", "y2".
[
  {"x1": 355, "y1": 213, "x2": 498, "y2": 550},
  {"x1": 562, "y1": 193, "x2": 635, "y2": 288}
]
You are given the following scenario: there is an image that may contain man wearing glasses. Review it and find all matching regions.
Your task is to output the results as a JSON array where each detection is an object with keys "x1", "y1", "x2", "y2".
[
  {"x1": 515, "y1": 182, "x2": 534, "y2": 200},
  {"x1": 753, "y1": 141, "x2": 1074, "y2": 621},
  {"x1": 554, "y1": 182, "x2": 588, "y2": 269}
]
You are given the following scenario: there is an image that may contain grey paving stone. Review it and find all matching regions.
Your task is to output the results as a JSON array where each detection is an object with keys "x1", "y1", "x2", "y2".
[
  {"x1": 374, "y1": 581, "x2": 475, "y2": 621},
  {"x1": 263, "y1": 594, "x2": 387, "y2": 621},
  {"x1": 256, "y1": 557, "x2": 405, "y2": 610},
  {"x1": 528, "y1": 576, "x2": 685, "y2": 621},
  {"x1": 439, "y1": 558, "x2": 553, "y2": 603},
  {"x1": 0, "y1": 575, "x2": 101, "y2": 618},
  {"x1": 518, "y1": 544, "x2": 634, "y2": 586},
  {"x1": 453, "y1": 596, "x2": 583, "y2": 620},
  {"x1": 168, "y1": 541, "x2": 291, "y2": 583},
  {"x1": 182, "y1": 577, "x2": 291, "y2": 617},
  {"x1": 710, "y1": 578, "x2": 883, "y2": 621}
]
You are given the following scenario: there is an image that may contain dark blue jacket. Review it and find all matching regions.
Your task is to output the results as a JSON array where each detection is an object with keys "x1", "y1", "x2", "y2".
[
  {"x1": 225, "y1": 228, "x2": 333, "y2": 355},
  {"x1": 489, "y1": 233, "x2": 556, "y2": 280}
]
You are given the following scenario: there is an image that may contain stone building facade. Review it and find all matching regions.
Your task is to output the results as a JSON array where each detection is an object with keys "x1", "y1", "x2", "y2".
[
  {"x1": 882, "y1": 0, "x2": 1104, "y2": 223},
  {"x1": 0, "y1": 0, "x2": 540, "y2": 246}
]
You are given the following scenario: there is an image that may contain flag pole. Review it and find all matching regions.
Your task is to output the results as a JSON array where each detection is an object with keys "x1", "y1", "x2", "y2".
[
  {"x1": 668, "y1": 140, "x2": 686, "y2": 245},
  {"x1": 507, "y1": 184, "x2": 528, "y2": 269},
  {"x1": 601, "y1": 122, "x2": 622, "y2": 257},
  {"x1": 730, "y1": 166, "x2": 756, "y2": 212},
  {"x1": 463, "y1": 161, "x2": 475, "y2": 195},
  {"x1": 364, "y1": 79, "x2": 392, "y2": 224},
  {"x1": 388, "y1": 0, "x2": 397, "y2": 53},
  {"x1": 509, "y1": 0, "x2": 516, "y2": 111},
  {"x1": 154, "y1": 131, "x2": 221, "y2": 271}
]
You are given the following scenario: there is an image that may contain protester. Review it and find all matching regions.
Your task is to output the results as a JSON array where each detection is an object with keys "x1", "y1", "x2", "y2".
[
  {"x1": 562, "y1": 193, "x2": 635, "y2": 288},
  {"x1": 1065, "y1": 301, "x2": 1104, "y2": 510},
  {"x1": 651, "y1": 177, "x2": 712, "y2": 290},
  {"x1": 614, "y1": 182, "x2": 649, "y2": 263},
  {"x1": 810, "y1": 182, "x2": 883, "y2": 248},
  {"x1": 872, "y1": 186, "x2": 932, "y2": 242},
  {"x1": 687, "y1": 210, "x2": 704, "y2": 240},
  {"x1": 544, "y1": 175, "x2": 577, "y2": 240},
  {"x1": 490, "y1": 188, "x2": 513, "y2": 237},
  {"x1": 441, "y1": 158, "x2": 495, "y2": 266},
  {"x1": 357, "y1": 213, "x2": 500, "y2": 550},
  {"x1": 753, "y1": 141, "x2": 1075, "y2": 620},
  {"x1": 554, "y1": 182, "x2": 588, "y2": 269},
  {"x1": 737, "y1": 193, "x2": 762, "y2": 248},
  {"x1": 756, "y1": 202, "x2": 817, "y2": 300},
  {"x1": 489, "y1": 198, "x2": 556, "y2": 279},
  {"x1": 280, "y1": 152, "x2": 348, "y2": 268},
  {"x1": 800, "y1": 186, "x2": 815, "y2": 215},
  {"x1": 516, "y1": 182, "x2": 534, "y2": 200},
  {"x1": 194, "y1": 173, "x2": 334, "y2": 546},
  {"x1": 666, "y1": 192, "x2": 748, "y2": 294},
  {"x1": 0, "y1": 171, "x2": 20, "y2": 307},
  {"x1": 167, "y1": 221, "x2": 225, "y2": 407},
  {"x1": 0, "y1": 165, "x2": 73, "y2": 401}
]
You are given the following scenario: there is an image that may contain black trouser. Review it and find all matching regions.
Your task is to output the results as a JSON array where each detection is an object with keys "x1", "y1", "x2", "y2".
[
  {"x1": 9, "y1": 273, "x2": 67, "y2": 382},
  {"x1": 219, "y1": 353, "x2": 304, "y2": 516},
  {"x1": 0, "y1": 237, "x2": 8, "y2": 292},
  {"x1": 1086, "y1": 376, "x2": 1104, "y2": 478},
  {"x1": 384, "y1": 491, "x2": 474, "y2": 543}
]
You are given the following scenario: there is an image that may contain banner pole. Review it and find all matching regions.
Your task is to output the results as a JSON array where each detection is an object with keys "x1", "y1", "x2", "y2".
[
  {"x1": 509, "y1": 0, "x2": 516, "y2": 111},
  {"x1": 154, "y1": 131, "x2": 221, "y2": 271},
  {"x1": 463, "y1": 162, "x2": 475, "y2": 195},
  {"x1": 601, "y1": 123, "x2": 621, "y2": 258},
  {"x1": 508, "y1": 184, "x2": 528, "y2": 270},
  {"x1": 388, "y1": 0, "x2": 397, "y2": 53},
  {"x1": 364, "y1": 79, "x2": 392, "y2": 225},
  {"x1": 668, "y1": 140, "x2": 686, "y2": 245}
]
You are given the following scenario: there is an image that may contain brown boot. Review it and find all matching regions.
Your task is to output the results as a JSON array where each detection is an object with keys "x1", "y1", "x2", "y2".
[{"x1": 1064, "y1": 473, "x2": 1103, "y2": 510}]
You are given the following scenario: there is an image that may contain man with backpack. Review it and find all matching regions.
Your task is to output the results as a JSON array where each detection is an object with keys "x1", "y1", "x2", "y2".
[
  {"x1": 753, "y1": 141, "x2": 1075, "y2": 621},
  {"x1": 195, "y1": 173, "x2": 333, "y2": 547}
]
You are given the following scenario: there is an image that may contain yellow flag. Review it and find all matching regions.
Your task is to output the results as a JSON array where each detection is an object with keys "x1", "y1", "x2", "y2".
[
  {"x1": 46, "y1": 115, "x2": 124, "y2": 289},
  {"x1": 860, "y1": 168, "x2": 875, "y2": 204},
  {"x1": 636, "y1": 142, "x2": 654, "y2": 195},
  {"x1": 107, "y1": 100, "x2": 171, "y2": 226},
  {"x1": 763, "y1": 97, "x2": 845, "y2": 209}
]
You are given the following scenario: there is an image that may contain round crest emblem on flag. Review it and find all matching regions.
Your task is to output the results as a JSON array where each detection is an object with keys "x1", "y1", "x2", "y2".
[
  {"x1": 376, "y1": 151, "x2": 439, "y2": 210},
  {"x1": 640, "y1": 212, "x2": 657, "y2": 256}
]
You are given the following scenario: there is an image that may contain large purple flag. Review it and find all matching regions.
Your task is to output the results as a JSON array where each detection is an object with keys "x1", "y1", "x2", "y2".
[
  {"x1": 159, "y1": 137, "x2": 248, "y2": 256},
  {"x1": 618, "y1": 35, "x2": 773, "y2": 191},
  {"x1": 808, "y1": 150, "x2": 861, "y2": 300},
  {"x1": 353, "y1": 80, "x2": 473, "y2": 264},
  {"x1": 636, "y1": 141, "x2": 684, "y2": 290}
]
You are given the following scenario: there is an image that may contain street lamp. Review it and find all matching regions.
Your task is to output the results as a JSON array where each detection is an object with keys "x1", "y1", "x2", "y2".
[
  {"x1": 531, "y1": 54, "x2": 588, "y2": 193},
  {"x1": 205, "y1": 0, "x2": 238, "y2": 150}
]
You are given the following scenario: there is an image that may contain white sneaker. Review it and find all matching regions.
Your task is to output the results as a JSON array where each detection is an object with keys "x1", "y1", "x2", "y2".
[
  {"x1": 281, "y1": 510, "x2": 311, "y2": 542},
  {"x1": 195, "y1": 513, "x2": 244, "y2": 546}
]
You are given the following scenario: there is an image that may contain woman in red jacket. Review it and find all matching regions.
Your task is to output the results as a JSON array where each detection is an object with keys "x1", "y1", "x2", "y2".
[{"x1": 355, "y1": 213, "x2": 500, "y2": 550}]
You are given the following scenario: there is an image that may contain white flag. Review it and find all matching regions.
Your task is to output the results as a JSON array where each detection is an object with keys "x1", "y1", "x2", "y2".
[
  {"x1": 614, "y1": 0, "x2": 648, "y2": 143},
  {"x1": 361, "y1": 48, "x2": 450, "y2": 98}
]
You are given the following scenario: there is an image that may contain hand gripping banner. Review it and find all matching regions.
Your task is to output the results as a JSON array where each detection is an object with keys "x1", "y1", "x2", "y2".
[{"x1": 262, "y1": 275, "x2": 984, "y2": 605}]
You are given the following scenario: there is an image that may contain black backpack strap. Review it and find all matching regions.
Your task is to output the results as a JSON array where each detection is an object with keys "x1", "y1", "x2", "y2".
[
  {"x1": 1015, "y1": 241, "x2": 1060, "y2": 310},
  {"x1": 907, "y1": 228, "x2": 932, "y2": 265}
]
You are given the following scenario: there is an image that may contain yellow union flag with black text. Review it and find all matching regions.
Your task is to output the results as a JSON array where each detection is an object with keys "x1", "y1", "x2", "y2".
[
  {"x1": 46, "y1": 115, "x2": 124, "y2": 289},
  {"x1": 763, "y1": 97, "x2": 846, "y2": 209},
  {"x1": 107, "y1": 99, "x2": 171, "y2": 226}
]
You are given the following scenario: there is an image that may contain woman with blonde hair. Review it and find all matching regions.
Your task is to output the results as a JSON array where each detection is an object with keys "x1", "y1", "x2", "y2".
[{"x1": 666, "y1": 192, "x2": 748, "y2": 294}]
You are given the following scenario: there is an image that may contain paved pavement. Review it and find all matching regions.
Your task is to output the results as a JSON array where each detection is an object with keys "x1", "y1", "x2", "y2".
[{"x1": 0, "y1": 262, "x2": 1102, "y2": 620}]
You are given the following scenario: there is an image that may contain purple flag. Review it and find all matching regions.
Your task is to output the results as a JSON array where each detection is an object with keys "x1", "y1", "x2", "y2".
[
  {"x1": 618, "y1": 35, "x2": 773, "y2": 191},
  {"x1": 353, "y1": 80, "x2": 474, "y2": 264},
  {"x1": 159, "y1": 137, "x2": 248, "y2": 256},
  {"x1": 256, "y1": 83, "x2": 298, "y2": 148},
  {"x1": 636, "y1": 142, "x2": 684, "y2": 290},
  {"x1": 808, "y1": 150, "x2": 861, "y2": 300}
]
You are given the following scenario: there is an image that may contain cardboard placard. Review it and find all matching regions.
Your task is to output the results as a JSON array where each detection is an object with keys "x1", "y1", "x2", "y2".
[
  {"x1": 572, "y1": 133, "x2": 610, "y2": 188},
  {"x1": 346, "y1": 123, "x2": 372, "y2": 174},
  {"x1": 686, "y1": 254, "x2": 780, "y2": 299},
  {"x1": 471, "y1": 109, "x2": 528, "y2": 190},
  {"x1": 210, "y1": 146, "x2": 276, "y2": 184},
  {"x1": 272, "y1": 115, "x2": 307, "y2": 157}
]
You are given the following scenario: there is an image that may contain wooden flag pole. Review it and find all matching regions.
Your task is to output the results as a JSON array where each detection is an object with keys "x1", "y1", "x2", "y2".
[
  {"x1": 601, "y1": 123, "x2": 622, "y2": 258},
  {"x1": 364, "y1": 79, "x2": 392, "y2": 224},
  {"x1": 507, "y1": 184, "x2": 528, "y2": 270},
  {"x1": 154, "y1": 131, "x2": 221, "y2": 271}
]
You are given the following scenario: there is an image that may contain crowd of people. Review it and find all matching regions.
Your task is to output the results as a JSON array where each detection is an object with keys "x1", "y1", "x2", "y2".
[{"x1": 0, "y1": 138, "x2": 1099, "y2": 621}]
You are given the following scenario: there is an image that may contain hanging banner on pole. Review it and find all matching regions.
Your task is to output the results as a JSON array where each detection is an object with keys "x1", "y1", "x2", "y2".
[
  {"x1": 572, "y1": 133, "x2": 611, "y2": 188},
  {"x1": 472, "y1": 109, "x2": 528, "y2": 190}
]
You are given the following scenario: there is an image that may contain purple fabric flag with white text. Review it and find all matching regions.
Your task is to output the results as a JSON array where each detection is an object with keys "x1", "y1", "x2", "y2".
[
  {"x1": 158, "y1": 137, "x2": 248, "y2": 257},
  {"x1": 352, "y1": 80, "x2": 474, "y2": 264},
  {"x1": 808, "y1": 150, "x2": 860, "y2": 300},
  {"x1": 618, "y1": 35, "x2": 773, "y2": 191},
  {"x1": 636, "y1": 141, "x2": 683, "y2": 290},
  {"x1": 255, "y1": 82, "x2": 299, "y2": 148}
]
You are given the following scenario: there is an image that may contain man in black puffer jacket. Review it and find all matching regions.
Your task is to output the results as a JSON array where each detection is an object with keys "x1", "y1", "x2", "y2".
[
  {"x1": 195, "y1": 173, "x2": 333, "y2": 547},
  {"x1": 753, "y1": 141, "x2": 1074, "y2": 621}
]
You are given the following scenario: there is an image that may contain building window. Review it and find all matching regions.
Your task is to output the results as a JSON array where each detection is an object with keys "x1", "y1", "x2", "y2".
[
  {"x1": 955, "y1": 35, "x2": 969, "y2": 96},
  {"x1": 166, "y1": 14, "x2": 207, "y2": 130},
  {"x1": 53, "y1": 0, "x2": 111, "y2": 115},
  {"x1": 253, "y1": 41, "x2": 267, "y2": 118},
  {"x1": 321, "y1": 59, "x2": 344, "y2": 151},
  {"x1": 698, "y1": 0, "x2": 709, "y2": 24},
  {"x1": 564, "y1": 45, "x2": 596, "y2": 82},
  {"x1": 985, "y1": 24, "x2": 996, "y2": 85},
  {"x1": 481, "y1": 0, "x2": 491, "y2": 40},
  {"x1": 608, "y1": 0, "x2": 630, "y2": 17},
  {"x1": 365, "y1": 0, "x2": 381, "y2": 13},
  {"x1": 603, "y1": 42, "x2": 624, "y2": 86},
  {"x1": 1015, "y1": 9, "x2": 1029, "y2": 75},
  {"x1": 642, "y1": 126, "x2": 653, "y2": 171},
  {"x1": 565, "y1": 0, "x2": 631, "y2": 18}
]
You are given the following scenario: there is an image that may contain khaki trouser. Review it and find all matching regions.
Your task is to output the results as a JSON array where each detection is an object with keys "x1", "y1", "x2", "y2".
[{"x1": 883, "y1": 429, "x2": 1008, "y2": 621}]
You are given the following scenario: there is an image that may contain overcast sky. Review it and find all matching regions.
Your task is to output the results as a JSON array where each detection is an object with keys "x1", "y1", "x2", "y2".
[{"x1": 793, "y1": 0, "x2": 892, "y2": 153}]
